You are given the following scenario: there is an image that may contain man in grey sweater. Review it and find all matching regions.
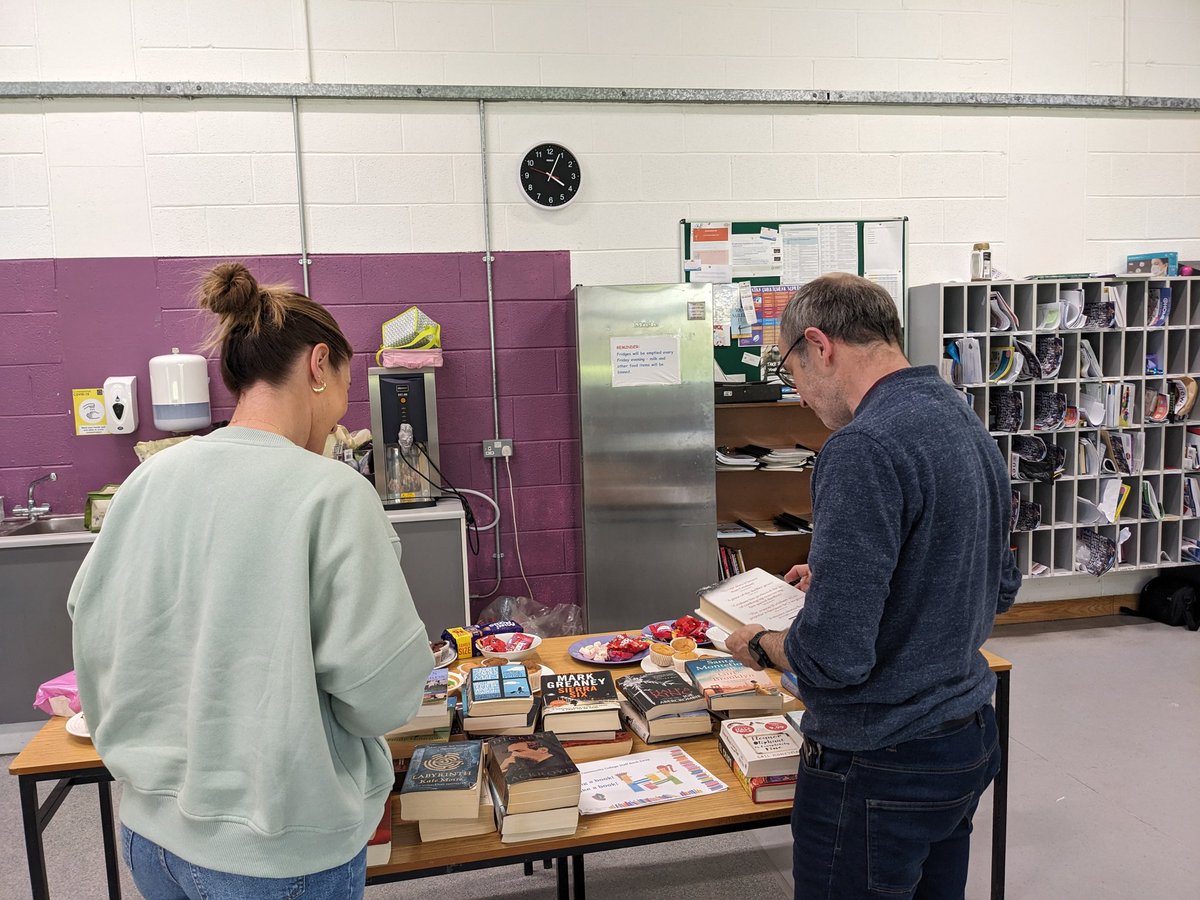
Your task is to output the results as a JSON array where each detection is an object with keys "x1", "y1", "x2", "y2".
[{"x1": 727, "y1": 273, "x2": 1020, "y2": 899}]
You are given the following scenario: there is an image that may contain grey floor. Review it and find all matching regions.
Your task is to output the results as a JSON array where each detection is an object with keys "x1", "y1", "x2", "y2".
[{"x1": 2, "y1": 617, "x2": 1198, "y2": 899}]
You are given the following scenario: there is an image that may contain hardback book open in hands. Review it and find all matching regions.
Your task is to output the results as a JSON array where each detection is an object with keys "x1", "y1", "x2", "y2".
[{"x1": 696, "y1": 567, "x2": 805, "y2": 634}]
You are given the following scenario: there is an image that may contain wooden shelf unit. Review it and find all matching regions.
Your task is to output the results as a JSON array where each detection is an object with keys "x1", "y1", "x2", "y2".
[{"x1": 715, "y1": 401, "x2": 831, "y2": 576}]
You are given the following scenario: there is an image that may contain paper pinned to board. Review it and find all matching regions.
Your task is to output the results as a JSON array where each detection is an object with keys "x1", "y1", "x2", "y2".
[{"x1": 689, "y1": 222, "x2": 732, "y2": 283}]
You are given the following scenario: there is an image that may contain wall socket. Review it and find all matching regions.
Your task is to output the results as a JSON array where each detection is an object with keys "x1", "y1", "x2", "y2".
[{"x1": 482, "y1": 439, "x2": 514, "y2": 458}]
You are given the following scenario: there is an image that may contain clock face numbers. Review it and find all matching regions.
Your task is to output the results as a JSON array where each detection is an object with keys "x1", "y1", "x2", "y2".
[{"x1": 520, "y1": 143, "x2": 581, "y2": 208}]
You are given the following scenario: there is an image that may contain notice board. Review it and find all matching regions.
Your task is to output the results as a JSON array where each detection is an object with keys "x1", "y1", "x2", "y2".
[{"x1": 680, "y1": 218, "x2": 908, "y2": 380}]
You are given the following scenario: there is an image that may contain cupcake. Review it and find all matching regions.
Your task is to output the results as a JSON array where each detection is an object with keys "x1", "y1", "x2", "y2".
[
  {"x1": 670, "y1": 636, "x2": 697, "y2": 655},
  {"x1": 673, "y1": 650, "x2": 700, "y2": 673},
  {"x1": 649, "y1": 643, "x2": 674, "y2": 667}
]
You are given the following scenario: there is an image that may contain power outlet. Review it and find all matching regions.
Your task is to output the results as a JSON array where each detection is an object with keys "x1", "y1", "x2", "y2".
[{"x1": 482, "y1": 439, "x2": 514, "y2": 458}]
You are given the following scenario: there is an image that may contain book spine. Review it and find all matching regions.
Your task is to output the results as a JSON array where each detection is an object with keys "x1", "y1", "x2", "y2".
[{"x1": 718, "y1": 729, "x2": 752, "y2": 773}]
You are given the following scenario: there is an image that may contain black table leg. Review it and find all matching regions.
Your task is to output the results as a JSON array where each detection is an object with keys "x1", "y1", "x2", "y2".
[
  {"x1": 572, "y1": 854, "x2": 585, "y2": 900},
  {"x1": 556, "y1": 856, "x2": 569, "y2": 899},
  {"x1": 992, "y1": 670, "x2": 1010, "y2": 900},
  {"x1": 19, "y1": 776, "x2": 50, "y2": 900},
  {"x1": 523, "y1": 861, "x2": 533, "y2": 876},
  {"x1": 543, "y1": 858, "x2": 553, "y2": 869},
  {"x1": 97, "y1": 780, "x2": 122, "y2": 898}
]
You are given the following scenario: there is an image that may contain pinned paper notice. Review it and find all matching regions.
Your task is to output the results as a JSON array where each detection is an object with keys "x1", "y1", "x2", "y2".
[
  {"x1": 740, "y1": 284, "x2": 758, "y2": 325},
  {"x1": 611, "y1": 335, "x2": 682, "y2": 387},
  {"x1": 741, "y1": 352, "x2": 760, "y2": 368}
]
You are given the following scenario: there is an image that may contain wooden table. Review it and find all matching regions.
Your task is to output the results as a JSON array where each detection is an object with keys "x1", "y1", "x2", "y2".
[{"x1": 8, "y1": 636, "x2": 1012, "y2": 900}]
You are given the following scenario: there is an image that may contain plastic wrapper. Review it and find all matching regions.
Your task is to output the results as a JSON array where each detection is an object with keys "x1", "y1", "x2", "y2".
[
  {"x1": 476, "y1": 596, "x2": 585, "y2": 638},
  {"x1": 442, "y1": 620, "x2": 523, "y2": 659},
  {"x1": 33, "y1": 670, "x2": 81, "y2": 717}
]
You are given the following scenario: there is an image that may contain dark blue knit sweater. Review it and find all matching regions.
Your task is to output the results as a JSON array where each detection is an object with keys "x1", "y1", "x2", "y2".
[{"x1": 784, "y1": 365, "x2": 1021, "y2": 751}]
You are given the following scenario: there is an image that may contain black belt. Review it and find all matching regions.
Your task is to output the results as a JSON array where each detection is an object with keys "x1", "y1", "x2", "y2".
[{"x1": 923, "y1": 710, "x2": 979, "y2": 737}]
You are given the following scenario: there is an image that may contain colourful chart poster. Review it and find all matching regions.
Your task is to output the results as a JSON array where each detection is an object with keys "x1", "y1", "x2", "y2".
[
  {"x1": 576, "y1": 745, "x2": 727, "y2": 815},
  {"x1": 752, "y1": 284, "x2": 804, "y2": 351}
]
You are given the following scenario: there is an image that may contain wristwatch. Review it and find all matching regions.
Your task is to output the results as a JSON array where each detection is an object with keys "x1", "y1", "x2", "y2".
[{"x1": 747, "y1": 630, "x2": 773, "y2": 669}]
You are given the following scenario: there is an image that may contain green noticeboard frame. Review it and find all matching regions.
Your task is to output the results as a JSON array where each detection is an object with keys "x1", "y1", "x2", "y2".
[{"x1": 681, "y1": 217, "x2": 909, "y2": 379}]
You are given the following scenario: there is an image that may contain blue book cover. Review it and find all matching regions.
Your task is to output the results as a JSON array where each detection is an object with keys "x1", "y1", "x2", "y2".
[
  {"x1": 402, "y1": 741, "x2": 484, "y2": 794},
  {"x1": 470, "y1": 665, "x2": 532, "y2": 703}
]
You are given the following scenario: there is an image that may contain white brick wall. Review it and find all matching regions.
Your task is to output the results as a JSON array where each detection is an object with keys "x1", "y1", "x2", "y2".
[{"x1": 0, "y1": 0, "x2": 1198, "y2": 293}]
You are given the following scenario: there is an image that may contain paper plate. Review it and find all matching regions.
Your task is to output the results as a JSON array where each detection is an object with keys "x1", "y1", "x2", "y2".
[
  {"x1": 568, "y1": 635, "x2": 650, "y2": 666},
  {"x1": 65, "y1": 712, "x2": 91, "y2": 740}
]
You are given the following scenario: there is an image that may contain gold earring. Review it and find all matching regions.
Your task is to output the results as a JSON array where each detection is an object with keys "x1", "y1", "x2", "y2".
[{"x1": 312, "y1": 382, "x2": 327, "y2": 394}]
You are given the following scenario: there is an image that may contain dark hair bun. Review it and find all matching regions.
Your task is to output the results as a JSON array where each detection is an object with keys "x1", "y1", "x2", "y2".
[{"x1": 200, "y1": 262, "x2": 262, "y2": 327}]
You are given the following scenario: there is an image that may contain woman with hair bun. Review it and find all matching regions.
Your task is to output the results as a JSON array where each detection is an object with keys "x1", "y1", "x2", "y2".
[{"x1": 69, "y1": 262, "x2": 433, "y2": 899}]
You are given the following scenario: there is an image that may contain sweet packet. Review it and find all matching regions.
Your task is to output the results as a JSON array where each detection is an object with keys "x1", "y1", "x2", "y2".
[{"x1": 441, "y1": 620, "x2": 523, "y2": 659}]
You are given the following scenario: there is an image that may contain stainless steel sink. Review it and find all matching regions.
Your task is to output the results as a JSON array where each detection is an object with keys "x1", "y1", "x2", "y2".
[{"x1": 0, "y1": 516, "x2": 88, "y2": 536}]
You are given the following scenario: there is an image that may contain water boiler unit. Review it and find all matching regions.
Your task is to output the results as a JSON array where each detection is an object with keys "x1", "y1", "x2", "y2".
[{"x1": 367, "y1": 367, "x2": 441, "y2": 510}]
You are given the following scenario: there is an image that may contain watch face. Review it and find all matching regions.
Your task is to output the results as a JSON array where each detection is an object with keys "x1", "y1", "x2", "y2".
[{"x1": 519, "y1": 143, "x2": 581, "y2": 208}]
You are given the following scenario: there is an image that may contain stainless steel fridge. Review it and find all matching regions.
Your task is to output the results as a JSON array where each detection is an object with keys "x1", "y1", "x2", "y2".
[{"x1": 575, "y1": 283, "x2": 717, "y2": 633}]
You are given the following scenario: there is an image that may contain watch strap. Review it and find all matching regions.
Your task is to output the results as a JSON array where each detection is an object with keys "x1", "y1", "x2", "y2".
[{"x1": 748, "y1": 629, "x2": 773, "y2": 669}]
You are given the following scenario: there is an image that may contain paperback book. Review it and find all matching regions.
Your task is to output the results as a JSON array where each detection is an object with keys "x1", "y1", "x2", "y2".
[
  {"x1": 467, "y1": 664, "x2": 533, "y2": 716},
  {"x1": 489, "y1": 780, "x2": 580, "y2": 844},
  {"x1": 717, "y1": 717, "x2": 802, "y2": 778},
  {"x1": 620, "y1": 703, "x2": 712, "y2": 743},
  {"x1": 463, "y1": 696, "x2": 542, "y2": 736},
  {"x1": 559, "y1": 731, "x2": 635, "y2": 764},
  {"x1": 540, "y1": 671, "x2": 622, "y2": 733},
  {"x1": 616, "y1": 670, "x2": 707, "y2": 720},
  {"x1": 715, "y1": 739, "x2": 796, "y2": 803},
  {"x1": 486, "y1": 732, "x2": 581, "y2": 815},
  {"x1": 366, "y1": 796, "x2": 393, "y2": 866},
  {"x1": 576, "y1": 745, "x2": 727, "y2": 815},
  {"x1": 417, "y1": 787, "x2": 497, "y2": 843},
  {"x1": 400, "y1": 740, "x2": 485, "y2": 821},
  {"x1": 683, "y1": 657, "x2": 783, "y2": 712}
]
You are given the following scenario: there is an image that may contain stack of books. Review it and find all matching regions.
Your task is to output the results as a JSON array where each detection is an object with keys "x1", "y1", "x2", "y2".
[
  {"x1": 399, "y1": 740, "x2": 496, "y2": 843},
  {"x1": 684, "y1": 656, "x2": 784, "y2": 718},
  {"x1": 738, "y1": 443, "x2": 816, "y2": 470},
  {"x1": 462, "y1": 664, "x2": 540, "y2": 737},
  {"x1": 385, "y1": 667, "x2": 461, "y2": 778},
  {"x1": 486, "y1": 733, "x2": 581, "y2": 843},
  {"x1": 615, "y1": 670, "x2": 711, "y2": 743},
  {"x1": 539, "y1": 672, "x2": 632, "y2": 763},
  {"x1": 366, "y1": 797, "x2": 394, "y2": 866},
  {"x1": 716, "y1": 716, "x2": 802, "y2": 803}
]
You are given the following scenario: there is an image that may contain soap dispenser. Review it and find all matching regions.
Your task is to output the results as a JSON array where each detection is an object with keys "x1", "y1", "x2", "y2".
[{"x1": 104, "y1": 376, "x2": 139, "y2": 434}]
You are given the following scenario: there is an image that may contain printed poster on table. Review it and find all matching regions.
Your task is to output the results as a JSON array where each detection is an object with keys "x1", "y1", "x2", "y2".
[
  {"x1": 610, "y1": 336, "x2": 682, "y2": 387},
  {"x1": 577, "y1": 745, "x2": 727, "y2": 815}
]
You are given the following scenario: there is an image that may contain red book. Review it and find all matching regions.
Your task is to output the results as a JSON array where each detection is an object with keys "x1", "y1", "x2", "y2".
[{"x1": 366, "y1": 796, "x2": 393, "y2": 867}]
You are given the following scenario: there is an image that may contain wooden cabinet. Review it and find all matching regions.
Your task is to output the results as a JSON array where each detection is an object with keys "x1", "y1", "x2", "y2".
[{"x1": 715, "y1": 401, "x2": 831, "y2": 578}]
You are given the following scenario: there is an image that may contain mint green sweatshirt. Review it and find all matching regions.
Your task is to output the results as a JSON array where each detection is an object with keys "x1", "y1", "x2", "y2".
[{"x1": 68, "y1": 427, "x2": 434, "y2": 878}]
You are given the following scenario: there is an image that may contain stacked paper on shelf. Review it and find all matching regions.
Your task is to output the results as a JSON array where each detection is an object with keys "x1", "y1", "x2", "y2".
[
  {"x1": 988, "y1": 345, "x2": 1020, "y2": 385},
  {"x1": 716, "y1": 446, "x2": 758, "y2": 468},
  {"x1": 1079, "y1": 340, "x2": 1104, "y2": 379},
  {"x1": 947, "y1": 337, "x2": 983, "y2": 385},
  {"x1": 989, "y1": 389, "x2": 1023, "y2": 433},
  {"x1": 1033, "y1": 392, "x2": 1068, "y2": 432},
  {"x1": 1035, "y1": 335, "x2": 1064, "y2": 378},
  {"x1": 736, "y1": 444, "x2": 817, "y2": 470}
]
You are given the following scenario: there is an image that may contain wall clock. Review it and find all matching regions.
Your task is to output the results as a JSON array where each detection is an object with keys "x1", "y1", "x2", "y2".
[{"x1": 519, "y1": 142, "x2": 581, "y2": 209}]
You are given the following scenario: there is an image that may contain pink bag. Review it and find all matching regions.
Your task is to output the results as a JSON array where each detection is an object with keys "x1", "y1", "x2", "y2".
[
  {"x1": 377, "y1": 348, "x2": 443, "y2": 368},
  {"x1": 34, "y1": 670, "x2": 81, "y2": 717}
]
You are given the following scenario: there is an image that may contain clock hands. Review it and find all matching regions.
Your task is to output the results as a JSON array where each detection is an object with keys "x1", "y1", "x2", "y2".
[
  {"x1": 548, "y1": 153, "x2": 562, "y2": 180},
  {"x1": 529, "y1": 166, "x2": 565, "y2": 187}
]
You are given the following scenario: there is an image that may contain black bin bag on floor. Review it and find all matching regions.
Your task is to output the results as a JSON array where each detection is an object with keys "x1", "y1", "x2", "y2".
[{"x1": 1122, "y1": 574, "x2": 1200, "y2": 631}]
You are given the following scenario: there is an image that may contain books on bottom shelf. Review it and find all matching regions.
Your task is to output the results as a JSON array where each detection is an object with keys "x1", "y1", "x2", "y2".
[
  {"x1": 718, "y1": 544, "x2": 746, "y2": 579},
  {"x1": 576, "y1": 745, "x2": 727, "y2": 815},
  {"x1": 696, "y1": 567, "x2": 805, "y2": 634}
]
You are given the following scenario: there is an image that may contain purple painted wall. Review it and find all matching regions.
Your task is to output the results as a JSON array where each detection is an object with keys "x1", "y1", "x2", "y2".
[{"x1": 0, "y1": 252, "x2": 581, "y2": 612}]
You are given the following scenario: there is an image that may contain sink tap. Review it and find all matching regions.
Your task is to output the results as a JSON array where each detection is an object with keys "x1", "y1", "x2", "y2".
[{"x1": 13, "y1": 472, "x2": 56, "y2": 521}]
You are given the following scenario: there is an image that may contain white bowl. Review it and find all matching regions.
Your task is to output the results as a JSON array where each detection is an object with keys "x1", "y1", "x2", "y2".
[{"x1": 487, "y1": 633, "x2": 542, "y2": 661}]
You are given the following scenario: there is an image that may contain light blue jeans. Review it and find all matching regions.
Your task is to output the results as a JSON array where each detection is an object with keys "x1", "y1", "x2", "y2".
[{"x1": 121, "y1": 825, "x2": 366, "y2": 900}]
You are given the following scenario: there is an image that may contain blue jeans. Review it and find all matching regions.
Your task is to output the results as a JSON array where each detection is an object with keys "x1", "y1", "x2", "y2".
[
  {"x1": 120, "y1": 825, "x2": 366, "y2": 900},
  {"x1": 791, "y1": 704, "x2": 1000, "y2": 899}
]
